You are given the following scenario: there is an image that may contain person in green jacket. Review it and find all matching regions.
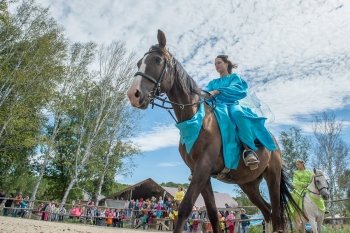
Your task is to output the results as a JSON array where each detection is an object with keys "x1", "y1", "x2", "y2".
[
  {"x1": 292, "y1": 159, "x2": 313, "y2": 195},
  {"x1": 290, "y1": 159, "x2": 313, "y2": 217}
]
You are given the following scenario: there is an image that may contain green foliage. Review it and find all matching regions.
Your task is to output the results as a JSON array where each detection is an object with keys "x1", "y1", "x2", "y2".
[
  {"x1": 280, "y1": 127, "x2": 311, "y2": 176},
  {"x1": 0, "y1": 0, "x2": 66, "y2": 193},
  {"x1": 160, "y1": 181, "x2": 190, "y2": 189},
  {"x1": 321, "y1": 225, "x2": 350, "y2": 233},
  {"x1": 0, "y1": 1, "x2": 138, "y2": 206},
  {"x1": 248, "y1": 225, "x2": 264, "y2": 233},
  {"x1": 233, "y1": 188, "x2": 258, "y2": 215}
]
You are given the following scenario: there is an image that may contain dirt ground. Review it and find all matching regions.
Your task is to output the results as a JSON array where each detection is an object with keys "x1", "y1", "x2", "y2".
[{"x1": 0, "y1": 216, "x2": 157, "y2": 233}]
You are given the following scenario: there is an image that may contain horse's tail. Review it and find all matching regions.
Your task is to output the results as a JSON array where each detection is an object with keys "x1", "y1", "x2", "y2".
[{"x1": 279, "y1": 167, "x2": 306, "y2": 230}]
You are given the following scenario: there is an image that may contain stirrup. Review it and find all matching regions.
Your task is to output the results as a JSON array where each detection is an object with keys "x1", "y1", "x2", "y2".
[{"x1": 243, "y1": 149, "x2": 260, "y2": 170}]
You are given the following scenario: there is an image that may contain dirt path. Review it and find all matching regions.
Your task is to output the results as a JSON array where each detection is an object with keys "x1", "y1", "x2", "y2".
[{"x1": 0, "y1": 216, "x2": 158, "y2": 233}]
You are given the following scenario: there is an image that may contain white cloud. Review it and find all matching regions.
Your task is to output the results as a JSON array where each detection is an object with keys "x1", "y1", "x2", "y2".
[
  {"x1": 131, "y1": 125, "x2": 179, "y2": 152},
  {"x1": 257, "y1": 70, "x2": 350, "y2": 125},
  {"x1": 34, "y1": 0, "x2": 350, "y2": 151},
  {"x1": 156, "y1": 162, "x2": 183, "y2": 167}
]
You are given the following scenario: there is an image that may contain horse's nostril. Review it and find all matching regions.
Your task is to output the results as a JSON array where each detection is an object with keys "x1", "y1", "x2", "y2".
[{"x1": 135, "y1": 89, "x2": 140, "y2": 98}]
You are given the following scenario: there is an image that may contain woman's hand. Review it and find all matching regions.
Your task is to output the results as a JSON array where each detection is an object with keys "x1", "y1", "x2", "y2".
[{"x1": 210, "y1": 90, "x2": 220, "y2": 96}]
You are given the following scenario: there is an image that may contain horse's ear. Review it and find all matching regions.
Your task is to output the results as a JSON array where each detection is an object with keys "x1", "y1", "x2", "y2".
[
  {"x1": 313, "y1": 168, "x2": 317, "y2": 174},
  {"x1": 157, "y1": 29, "x2": 167, "y2": 48}
]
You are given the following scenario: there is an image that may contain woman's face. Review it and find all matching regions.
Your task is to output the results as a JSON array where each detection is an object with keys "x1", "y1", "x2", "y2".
[
  {"x1": 296, "y1": 161, "x2": 304, "y2": 170},
  {"x1": 215, "y1": 58, "x2": 228, "y2": 74}
]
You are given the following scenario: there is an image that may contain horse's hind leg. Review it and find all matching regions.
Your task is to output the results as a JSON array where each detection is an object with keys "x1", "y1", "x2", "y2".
[
  {"x1": 239, "y1": 178, "x2": 272, "y2": 229},
  {"x1": 201, "y1": 178, "x2": 220, "y2": 233}
]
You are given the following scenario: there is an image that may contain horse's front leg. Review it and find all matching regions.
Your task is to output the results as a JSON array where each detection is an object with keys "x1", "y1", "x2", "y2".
[
  {"x1": 316, "y1": 215, "x2": 324, "y2": 233},
  {"x1": 201, "y1": 178, "x2": 221, "y2": 233},
  {"x1": 174, "y1": 164, "x2": 211, "y2": 233}
]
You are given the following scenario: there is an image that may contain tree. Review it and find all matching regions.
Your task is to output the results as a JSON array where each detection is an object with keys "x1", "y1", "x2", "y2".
[
  {"x1": 233, "y1": 187, "x2": 256, "y2": 215},
  {"x1": 312, "y1": 112, "x2": 349, "y2": 209},
  {"x1": 160, "y1": 182, "x2": 190, "y2": 189},
  {"x1": 338, "y1": 169, "x2": 350, "y2": 215},
  {"x1": 30, "y1": 42, "x2": 95, "y2": 202},
  {"x1": 0, "y1": 0, "x2": 66, "y2": 193},
  {"x1": 280, "y1": 127, "x2": 311, "y2": 176},
  {"x1": 59, "y1": 41, "x2": 137, "y2": 208}
]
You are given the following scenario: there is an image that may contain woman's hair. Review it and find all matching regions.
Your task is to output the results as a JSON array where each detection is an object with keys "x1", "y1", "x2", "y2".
[
  {"x1": 216, "y1": 55, "x2": 238, "y2": 73},
  {"x1": 296, "y1": 159, "x2": 305, "y2": 164},
  {"x1": 296, "y1": 159, "x2": 305, "y2": 169}
]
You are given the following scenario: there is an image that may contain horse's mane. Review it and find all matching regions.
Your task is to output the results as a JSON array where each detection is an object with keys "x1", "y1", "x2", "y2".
[{"x1": 150, "y1": 45, "x2": 200, "y2": 96}]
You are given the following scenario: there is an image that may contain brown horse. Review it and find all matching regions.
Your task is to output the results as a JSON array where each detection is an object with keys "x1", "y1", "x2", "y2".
[{"x1": 127, "y1": 30, "x2": 300, "y2": 233}]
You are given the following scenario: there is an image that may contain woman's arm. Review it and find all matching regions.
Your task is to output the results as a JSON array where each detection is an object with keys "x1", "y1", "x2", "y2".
[{"x1": 216, "y1": 74, "x2": 248, "y2": 102}]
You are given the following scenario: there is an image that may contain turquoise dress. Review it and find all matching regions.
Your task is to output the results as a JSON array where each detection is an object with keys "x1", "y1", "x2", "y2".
[{"x1": 205, "y1": 73, "x2": 276, "y2": 152}]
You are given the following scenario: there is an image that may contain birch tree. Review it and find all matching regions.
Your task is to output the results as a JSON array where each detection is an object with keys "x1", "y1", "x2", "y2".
[
  {"x1": 312, "y1": 112, "x2": 349, "y2": 210},
  {"x1": 0, "y1": 0, "x2": 66, "y2": 192},
  {"x1": 30, "y1": 42, "x2": 96, "y2": 202},
  {"x1": 59, "y1": 41, "x2": 136, "y2": 207},
  {"x1": 280, "y1": 127, "x2": 311, "y2": 176}
]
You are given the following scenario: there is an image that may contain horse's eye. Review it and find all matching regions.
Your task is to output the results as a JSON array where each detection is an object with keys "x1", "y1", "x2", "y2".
[
  {"x1": 155, "y1": 57, "x2": 162, "y2": 65},
  {"x1": 316, "y1": 180, "x2": 320, "y2": 184}
]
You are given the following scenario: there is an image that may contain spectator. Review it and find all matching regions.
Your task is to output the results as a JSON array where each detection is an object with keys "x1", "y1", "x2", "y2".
[
  {"x1": 128, "y1": 199, "x2": 134, "y2": 217},
  {"x1": 19, "y1": 196, "x2": 29, "y2": 218},
  {"x1": 69, "y1": 205, "x2": 81, "y2": 219},
  {"x1": 169, "y1": 205, "x2": 178, "y2": 230},
  {"x1": 226, "y1": 211, "x2": 235, "y2": 233},
  {"x1": 13, "y1": 192, "x2": 23, "y2": 217},
  {"x1": 240, "y1": 208, "x2": 250, "y2": 233},
  {"x1": 116, "y1": 209, "x2": 125, "y2": 228},
  {"x1": 218, "y1": 212, "x2": 226, "y2": 233},
  {"x1": 51, "y1": 203, "x2": 58, "y2": 221},
  {"x1": 164, "y1": 197, "x2": 172, "y2": 211},
  {"x1": 174, "y1": 186, "x2": 185, "y2": 205},
  {"x1": 3, "y1": 193, "x2": 14, "y2": 216},
  {"x1": 43, "y1": 202, "x2": 52, "y2": 221},
  {"x1": 156, "y1": 196, "x2": 163, "y2": 218},
  {"x1": 59, "y1": 205, "x2": 66, "y2": 221},
  {"x1": 0, "y1": 190, "x2": 5, "y2": 206},
  {"x1": 105, "y1": 208, "x2": 114, "y2": 226}
]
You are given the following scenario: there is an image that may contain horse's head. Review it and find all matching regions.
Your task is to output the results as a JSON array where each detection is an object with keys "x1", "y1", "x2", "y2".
[
  {"x1": 313, "y1": 168, "x2": 330, "y2": 200},
  {"x1": 127, "y1": 30, "x2": 174, "y2": 109}
]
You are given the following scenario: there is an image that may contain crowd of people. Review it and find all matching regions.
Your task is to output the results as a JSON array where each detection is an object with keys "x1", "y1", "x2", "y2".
[{"x1": 0, "y1": 186, "x2": 252, "y2": 232}]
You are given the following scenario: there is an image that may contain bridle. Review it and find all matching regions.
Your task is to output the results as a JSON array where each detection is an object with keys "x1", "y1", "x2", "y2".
[
  {"x1": 134, "y1": 50, "x2": 168, "y2": 100},
  {"x1": 308, "y1": 173, "x2": 329, "y2": 195},
  {"x1": 133, "y1": 49, "x2": 215, "y2": 123}
]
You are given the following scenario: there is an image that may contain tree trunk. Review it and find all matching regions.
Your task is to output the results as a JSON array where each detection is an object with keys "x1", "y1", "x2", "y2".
[
  {"x1": 30, "y1": 155, "x2": 49, "y2": 202},
  {"x1": 60, "y1": 176, "x2": 78, "y2": 208},
  {"x1": 95, "y1": 172, "x2": 105, "y2": 206}
]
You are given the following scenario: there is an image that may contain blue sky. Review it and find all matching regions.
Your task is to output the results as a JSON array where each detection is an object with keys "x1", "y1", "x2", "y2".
[{"x1": 36, "y1": 0, "x2": 350, "y2": 196}]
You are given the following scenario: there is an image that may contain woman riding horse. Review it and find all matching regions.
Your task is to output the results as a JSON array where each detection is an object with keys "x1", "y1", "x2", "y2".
[
  {"x1": 127, "y1": 30, "x2": 302, "y2": 233},
  {"x1": 205, "y1": 55, "x2": 276, "y2": 170}
]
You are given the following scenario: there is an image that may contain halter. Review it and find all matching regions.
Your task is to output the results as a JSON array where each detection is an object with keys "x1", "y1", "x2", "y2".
[
  {"x1": 308, "y1": 173, "x2": 329, "y2": 195},
  {"x1": 314, "y1": 174, "x2": 329, "y2": 192},
  {"x1": 134, "y1": 49, "x2": 216, "y2": 123}
]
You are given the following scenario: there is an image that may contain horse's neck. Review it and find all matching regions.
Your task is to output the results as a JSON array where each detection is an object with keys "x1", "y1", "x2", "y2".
[
  {"x1": 167, "y1": 89, "x2": 200, "y2": 122},
  {"x1": 307, "y1": 176, "x2": 319, "y2": 196},
  {"x1": 166, "y1": 71, "x2": 200, "y2": 123}
]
